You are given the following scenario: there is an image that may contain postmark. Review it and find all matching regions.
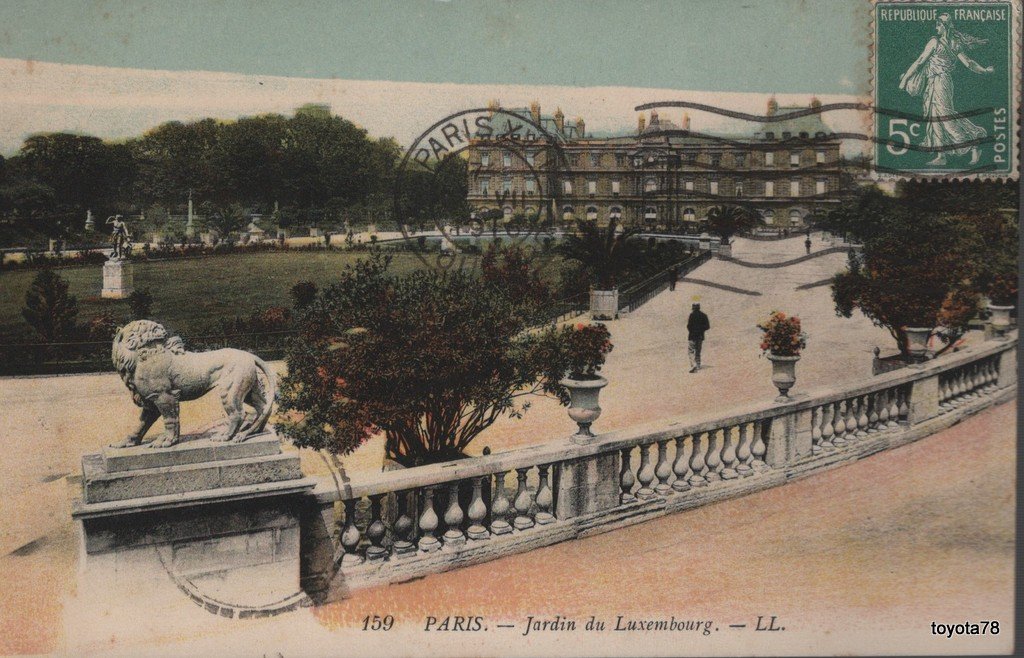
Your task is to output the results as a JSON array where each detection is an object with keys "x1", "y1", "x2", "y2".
[
  {"x1": 392, "y1": 107, "x2": 570, "y2": 273},
  {"x1": 872, "y1": 0, "x2": 1021, "y2": 179}
]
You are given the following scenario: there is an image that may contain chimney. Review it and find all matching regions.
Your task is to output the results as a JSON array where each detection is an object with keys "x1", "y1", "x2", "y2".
[
  {"x1": 767, "y1": 96, "x2": 778, "y2": 116},
  {"x1": 530, "y1": 101, "x2": 541, "y2": 124},
  {"x1": 682, "y1": 112, "x2": 691, "y2": 131},
  {"x1": 554, "y1": 107, "x2": 565, "y2": 133},
  {"x1": 576, "y1": 117, "x2": 585, "y2": 138},
  {"x1": 810, "y1": 96, "x2": 822, "y2": 110},
  {"x1": 638, "y1": 113, "x2": 646, "y2": 134}
]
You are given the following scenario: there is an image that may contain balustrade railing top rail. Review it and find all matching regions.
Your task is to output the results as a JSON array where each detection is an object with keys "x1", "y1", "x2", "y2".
[{"x1": 313, "y1": 332, "x2": 1016, "y2": 505}]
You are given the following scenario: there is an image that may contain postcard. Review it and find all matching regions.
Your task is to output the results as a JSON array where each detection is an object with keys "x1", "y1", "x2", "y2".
[{"x1": 0, "y1": 0, "x2": 1018, "y2": 655}]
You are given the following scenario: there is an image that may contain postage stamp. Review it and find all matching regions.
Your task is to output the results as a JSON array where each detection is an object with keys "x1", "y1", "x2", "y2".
[{"x1": 873, "y1": 0, "x2": 1021, "y2": 178}]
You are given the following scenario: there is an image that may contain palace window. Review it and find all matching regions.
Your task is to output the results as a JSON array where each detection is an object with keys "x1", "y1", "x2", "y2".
[
  {"x1": 790, "y1": 152, "x2": 800, "y2": 167},
  {"x1": 684, "y1": 180, "x2": 694, "y2": 191},
  {"x1": 588, "y1": 180, "x2": 597, "y2": 195},
  {"x1": 644, "y1": 178, "x2": 657, "y2": 193},
  {"x1": 816, "y1": 179, "x2": 826, "y2": 195},
  {"x1": 765, "y1": 181, "x2": 774, "y2": 197},
  {"x1": 790, "y1": 209, "x2": 802, "y2": 226},
  {"x1": 710, "y1": 153, "x2": 722, "y2": 168},
  {"x1": 481, "y1": 178, "x2": 490, "y2": 194},
  {"x1": 612, "y1": 180, "x2": 621, "y2": 195},
  {"x1": 563, "y1": 180, "x2": 573, "y2": 194},
  {"x1": 683, "y1": 207, "x2": 696, "y2": 222},
  {"x1": 765, "y1": 131, "x2": 775, "y2": 140},
  {"x1": 763, "y1": 209, "x2": 776, "y2": 225},
  {"x1": 503, "y1": 152, "x2": 512, "y2": 168},
  {"x1": 684, "y1": 152, "x2": 697, "y2": 164},
  {"x1": 710, "y1": 180, "x2": 719, "y2": 195},
  {"x1": 562, "y1": 205, "x2": 575, "y2": 220},
  {"x1": 735, "y1": 152, "x2": 747, "y2": 167},
  {"x1": 586, "y1": 205, "x2": 598, "y2": 220},
  {"x1": 590, "y1": 153, "x2": 601, "y2": 167},
  {"x1": 480, "y1": 151, "x2": 490, "y2": 167},
  {"x1": 790, "y1": 180, "x2": 800, "y2": 196},
  {"x1": 610, "y1": 206, "x2": 623, "y2": 220},
  {"x1": 765, "y1": 152, "x2": 775, "y2": 166},
  {"x1": 525, "y1": 178, "x2": 536, "y2": 194},
  {"x1": 782, "y1": 131, "x2": 792, "y2": 139},
  {"x1": 645, "y1": 206, "x2": 657, "y2": 220},
  {"x1": 503, "y1": 206, "x2": 513, "y2": 219},
  {"x1": 502, "y1": 177, "x2": 512, "y2": 193},
  {"x1": 816, "y1": 150, "x2": 826, "y2": 164},
  {"x1": 526, "y1": 151, "x2": 536, "y2": 166},
  {"x1": 616, "y1": 153, "x2": 627, "y2": 166},
  {"x1": 735, "y1": 181, "x2": 744, "y2": 196}
]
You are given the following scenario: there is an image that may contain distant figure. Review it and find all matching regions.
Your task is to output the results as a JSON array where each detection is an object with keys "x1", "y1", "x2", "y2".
[
  {"x1": 805, "y1": 237, "x2": 812, "y2": 255},
  {"x1": 686, "y1": 303, "x2": 710, "y2": 373},
  {"x1": 668, "y1": 265, "x2": 679, "y2": 291}
]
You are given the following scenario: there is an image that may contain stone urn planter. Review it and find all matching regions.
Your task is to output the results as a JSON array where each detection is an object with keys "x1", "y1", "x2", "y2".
[
  {"x1": 988, "y1": 304, "x2": 1014, "y2": 336},
  {"x1": 590, "y1": 288, "x2": 618, "y2": 321},
  {"x1": 903, "y1": 327, "x2": 933, "y2": 360},
  {"x1": 561, "y1": 375, "x2": 608, "y2": 443},
  {"x1": 767, "y1": 354, "x2": 799, "y2": 401},
  {"x1": 716, "y1": 241, "x2": 732, "y2": 258}
]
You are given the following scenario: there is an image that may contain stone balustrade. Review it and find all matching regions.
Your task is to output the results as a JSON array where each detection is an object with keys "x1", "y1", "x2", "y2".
[{"x1": 301, "y1": 333, "x2": 1017, "y2": 601}]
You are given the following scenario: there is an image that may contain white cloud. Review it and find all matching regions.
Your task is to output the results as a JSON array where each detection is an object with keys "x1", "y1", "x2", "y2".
[{"x1": 0, "y1": 58, "x2": 868, "y2": 156}]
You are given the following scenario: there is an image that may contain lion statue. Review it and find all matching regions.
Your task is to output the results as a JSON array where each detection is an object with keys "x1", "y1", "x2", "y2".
[{"x1": 111, "y1": 320, "x2": 277, "y2": 449}]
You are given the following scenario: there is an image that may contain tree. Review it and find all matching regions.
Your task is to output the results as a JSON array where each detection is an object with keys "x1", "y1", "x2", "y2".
[
  {"x1": 200, "y1": 201, "x2": 247, "y2": 239},
  {"x1": 276, "y1": 252, "x2": 611, "y2": 467},
  {"x1": 22, "y1": 269, "x2": 79, "y2": 342},
  {"x1": 554, "y1": 218, "x2": 641, "y2": 289},
  {"x1": 706, "y1": 204, "x2": 758, "y2": 244},
  {"x1": 831, "y1": 208, "x2": 982, "y2": 356}
]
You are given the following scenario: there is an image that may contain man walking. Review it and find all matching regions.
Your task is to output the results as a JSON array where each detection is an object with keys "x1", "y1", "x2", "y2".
[
  {"x1": 686, "y1": 302, "x2": 710, "y2": 373},
  {"x1": 805, "y1": 236, "x2": 812, "y2": 255}
]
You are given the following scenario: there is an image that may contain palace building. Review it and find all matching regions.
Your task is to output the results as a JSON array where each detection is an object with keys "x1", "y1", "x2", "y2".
[{"x1": 465, "y1": 98, "x2": 844, "y2": 229}]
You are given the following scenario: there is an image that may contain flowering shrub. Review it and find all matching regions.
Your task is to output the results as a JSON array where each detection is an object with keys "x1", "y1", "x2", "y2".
[
  {"x1": 758, "y1": 311, "x2": 807, "y2": 356},
  {"x1": 561, "y1": 323, "x2": 613, "y2": 379},
  {"x1": 987, "y1": 272, "x2": 1018, "y2": 306}
]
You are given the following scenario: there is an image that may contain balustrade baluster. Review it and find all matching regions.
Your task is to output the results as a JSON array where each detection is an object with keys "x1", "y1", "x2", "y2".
[
  {"x1": 688, "y1": 433, "x2": 708, "y2": 487},
  {"x1": 490, "y1": 472, "x2": 513, "y2": 535},
  {"x1": 887, "y1": 387, "x2": 900, "y2": 428},
  {"x1": 720, "y1": 426, "x2": 739, "y2": 480},
  {"x1": 898, "y1": 386, "x2": 910, "y2": 420},
  {"x1": 867, "y1": 393, "x2": 880, "y2": 432},
  {"x1": 856, "y1": 395, "x2": 870, "y2": 436},
  {"x1": 820, "y1": 403, "x2": 835, "y2": 448},
  {"x1": 535, "y1": 465, "x2": 555, "y2": 524},
  {"x1": 704, "y1": 429, "x2": 723, "y2": 482},
  {"x1": 620, "y1": 448, "x2": 637, "y2": 501},
  {"x1": 938, "y1": 375, "x2": 951, "y2": 409},
  {"x1": 364, "y1": 494, "x2": 388, "y2": 561},
  {"x1": 418, "y1": 486, "x2": 441, "y2": 552},
  {"x1": 442, "y1": 482, "x2": 466, "y2": 546},
  {"x1": 811, "y1": 406, "x2": 823, "y2": 454},
  {"x1": 636, "y1": 442, "x2": 657, "y2": 499},
  {"x1": 750, "y1": 422, "x2": 767, "y2": 470},
  {"x1": 986, "y1": 357, "x2": 1000, "y2": 391},
  {"x1": 845, "y1": 398, "x2": 860, "y2": 440},
  {"x1": 951, "y1": 369, "x2": 964, "y2": 405},
  {"x1": 736, "y1": 424, "x2": 754, "y2": 476},
  {"x1": 877, "y1": 389, "x2": 891, "y2": 428},
  {"x1": 672, "y1": 436, "x2": 692, "y2": 491},
  {"x1": 392, "y1": 490, "x2": 417, "y2": 556},
  {"x1": 832, "y1": 401, "x2": 848, "y2": 446},
  {"x1": 654, "y1": 440, "x2": 673, "y2": 495},
  {"x1": 513, "y1": 468, "x2": 535, "y2": 530},
  {"x1": 466, "y1": 476, "x2": 490, "y2": 539},
  {"x1": 340, "y1": 498, "x2": 364, "y2": 566}
]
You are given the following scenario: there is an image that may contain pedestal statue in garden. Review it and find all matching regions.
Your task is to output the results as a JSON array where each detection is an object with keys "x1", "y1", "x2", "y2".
[
  {"x1": 101, "y1": 215, "x2": 135, "y2": 299},
  {"x1": 110, "y1": 320, "x2": 277, "y2": 448}
]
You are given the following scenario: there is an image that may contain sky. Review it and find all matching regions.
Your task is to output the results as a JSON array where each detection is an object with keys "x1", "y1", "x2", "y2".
[{"x1": 0, "y1": 0, "x2": 871, "y2": 154}]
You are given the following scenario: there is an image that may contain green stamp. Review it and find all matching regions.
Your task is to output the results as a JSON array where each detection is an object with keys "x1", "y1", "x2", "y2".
[{"x1": 874, "y1": 1, "x2": 1020, "y2": 178}]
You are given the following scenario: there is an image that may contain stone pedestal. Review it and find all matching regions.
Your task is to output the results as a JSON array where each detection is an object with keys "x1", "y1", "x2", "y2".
[
  {"x1": 72, "y1": 431, "x2": 315, "y2": 615},
  {"x1": 101, "y1": 259, "x2": 133, "y2": 299}
]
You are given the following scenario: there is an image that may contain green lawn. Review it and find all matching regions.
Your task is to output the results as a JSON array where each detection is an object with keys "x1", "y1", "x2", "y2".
[{"x1": 1, "y1": 250, "x2": 503, "y2": 342}]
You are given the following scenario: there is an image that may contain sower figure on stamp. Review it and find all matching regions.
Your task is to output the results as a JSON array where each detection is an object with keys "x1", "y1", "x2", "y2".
[
  {"x1": 899, "y1": 13, "x2": 994, "y2": 166},
  {"x1": 686, "y1": 302, "x2": 710, "y2": 373}
]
